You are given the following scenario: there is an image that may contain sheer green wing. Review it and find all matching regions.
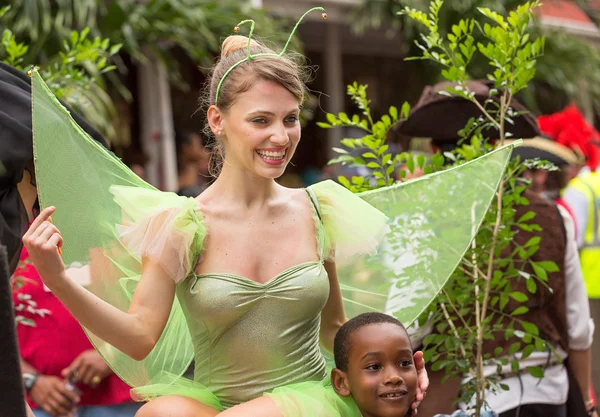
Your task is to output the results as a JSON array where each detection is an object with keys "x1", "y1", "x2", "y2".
[
  {"x1": 31, "y1": 70, "x2": 196, "y2": 388},
  {"x1": 316, "y1": 145, "x2": 515, "y2": 325}
]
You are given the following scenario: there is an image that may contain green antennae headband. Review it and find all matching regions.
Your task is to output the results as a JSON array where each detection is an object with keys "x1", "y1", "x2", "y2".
[{"x1": 215, "y1": 6, "x2": 327, "y2": 106}]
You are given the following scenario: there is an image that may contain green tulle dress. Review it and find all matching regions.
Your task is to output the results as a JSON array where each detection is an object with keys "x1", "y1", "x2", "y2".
[{"x1": 31, "y1": 70, "x2": 516, "y2": 416}]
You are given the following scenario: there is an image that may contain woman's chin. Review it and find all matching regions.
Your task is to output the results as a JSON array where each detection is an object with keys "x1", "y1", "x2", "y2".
[{"x1": 253, "y1": 161, "x2": 288, "y2": 179}]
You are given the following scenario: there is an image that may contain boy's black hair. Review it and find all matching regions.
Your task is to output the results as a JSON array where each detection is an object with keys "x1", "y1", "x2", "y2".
[{"x1": 334, "y1": 312, "x2": 409, "y2": 372}]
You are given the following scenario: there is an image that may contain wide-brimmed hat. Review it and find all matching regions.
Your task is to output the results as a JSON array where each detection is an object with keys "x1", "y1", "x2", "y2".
[
  {"x1": 506, "y1": 137, "x2": 581, "y2": 166},
  {"x1": 393, "y1": 80, "x2": 540, "y2": 142}
]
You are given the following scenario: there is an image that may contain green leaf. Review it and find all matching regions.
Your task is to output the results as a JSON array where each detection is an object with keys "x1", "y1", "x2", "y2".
[
  {"x1": 524, "y1": 236, "x2": 540, "y2": 248},
  {"x1": 528, "y1": 366, "x2": 544, "y2": 378},
  {"x1": 537, "y1": 261, "x2": 559, "y2": 272},
  {"x1": 521, "y1": 344, "x2": 535, "y2": 359},
  {"x1": 316, "y1": 122, "x2": 331, "y2": 129},
  {"x1": 526, "y1": 277, "x2": 537, "y2": 293},
  {"x1": 518, "y1": 211, "x2": 536, "y2": 222},
  {"x1": 508, "y1": 342, "x2": 520, "y2": 355},
  {"x1": 367, "y1": 162, "x2": 381, "y2": 169},
  {"x1": 341, "y1": 138, "x2": 357, "y2": 149},
  {"x1": 406, "y1": 156, "x2": 415, "y2": 172},
  {"x1": 338, "y1": 176, "x2": 350, "y2": 189},
  {"x1": 521, "y1": 321, "x2": 539, "y2": 336},
  {"x1": 389, "y1": 106, "x2": 398, "y2": 121},
  {"x1": 401, "y1": 102, "x2": 411, "y2": 119},
  {"x1": 531, "y1": 262, "x2": 548, "y2": 281},
  {"x1": 362, "y1": 152, "x2": 377, "y2": 158},
  {"x1": 535, "y1": 337, "x2": 546, "y2": 352},
  {"x1": 378, "y1": 145, "x2": 389, "y2": 156},
  {"x1": 511, "y1": 306, "x2": 529, "y2": 316},
  {"x1": 430, "y1": 154, "x2": 443, "y2": 169},
  {"x1": 326, "y1": 113, "x2": 338, "y2": 124},
  {"x1": 332, "y1": 147, "x2": 348, "y2": 154},
  {"x1": 509, "y1": 292, "x2": 528, "y2": 302}
]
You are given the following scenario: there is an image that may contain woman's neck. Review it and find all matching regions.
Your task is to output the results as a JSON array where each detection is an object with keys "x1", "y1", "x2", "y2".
[{"x1": 209, "y1": 162, "x2": 279, "y2": 208}]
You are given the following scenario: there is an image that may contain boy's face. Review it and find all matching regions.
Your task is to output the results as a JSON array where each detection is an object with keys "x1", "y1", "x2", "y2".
[{"x1": 332, "y1": 323, "x2": 417, "y2": 417}]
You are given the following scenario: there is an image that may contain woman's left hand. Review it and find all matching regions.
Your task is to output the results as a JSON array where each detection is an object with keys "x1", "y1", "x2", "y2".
[
  {"x1": 62, "y1": 349, "x2": 112, "y2": 387},
  {"x1": 411, "y1": 351, "x2": 429, "y2": 415}
]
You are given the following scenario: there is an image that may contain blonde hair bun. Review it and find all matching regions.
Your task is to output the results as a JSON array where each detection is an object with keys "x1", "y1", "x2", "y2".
[{"x1": 221, "y1": 35, "x2": 262, "y2": 58}]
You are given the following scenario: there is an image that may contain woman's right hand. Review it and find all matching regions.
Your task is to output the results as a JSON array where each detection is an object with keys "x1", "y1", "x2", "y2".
[{"x1": 22, "y1": 206, "x2": 66, "y2": 286}]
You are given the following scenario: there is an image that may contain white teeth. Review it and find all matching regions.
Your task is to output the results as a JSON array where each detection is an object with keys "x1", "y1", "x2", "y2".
[{"x1": 256, "y1": 150, "x2": 286, "y2": 160}]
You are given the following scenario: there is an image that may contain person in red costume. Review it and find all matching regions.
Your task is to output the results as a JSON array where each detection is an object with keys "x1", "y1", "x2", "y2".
[{"x1": 14, "y1": 244, "x2": 142, "y2": 417}]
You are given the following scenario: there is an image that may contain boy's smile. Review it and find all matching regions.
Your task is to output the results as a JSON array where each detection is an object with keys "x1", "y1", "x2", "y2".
[{"x1": 333, "y1": 323, "x2": 417, "y2": 417}]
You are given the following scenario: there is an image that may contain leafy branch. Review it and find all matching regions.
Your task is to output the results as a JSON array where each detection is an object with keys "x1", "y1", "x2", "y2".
[{"x1": 320, "y1": 82, "x2": 444, "y2": 192}]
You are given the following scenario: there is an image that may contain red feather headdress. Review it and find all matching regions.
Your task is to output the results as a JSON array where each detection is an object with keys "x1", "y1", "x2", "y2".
[{"x1": 538, "y1": 104, "x2": 600, "y2": 171}]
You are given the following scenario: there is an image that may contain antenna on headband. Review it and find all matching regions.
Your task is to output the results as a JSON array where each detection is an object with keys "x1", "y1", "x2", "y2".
[{"x1": 215, "y1": 7, "x2": 327, "y2": 105}]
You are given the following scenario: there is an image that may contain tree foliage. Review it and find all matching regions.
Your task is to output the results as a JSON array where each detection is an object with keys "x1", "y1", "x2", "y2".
[
  {"x1": 353, "y1": 0, "x2": 600, "y2": 115},
  {"x1": 324, "y1": 2, "x2": 558, "y2": 415}
]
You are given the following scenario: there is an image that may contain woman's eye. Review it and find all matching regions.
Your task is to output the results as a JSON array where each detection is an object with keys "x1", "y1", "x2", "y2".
[
  {"x1": 251, "y1": 118, "x2": 268, "y2": 124},
  {"x1": 285, "y1": 116, "x2": 299, "y2": 124}
]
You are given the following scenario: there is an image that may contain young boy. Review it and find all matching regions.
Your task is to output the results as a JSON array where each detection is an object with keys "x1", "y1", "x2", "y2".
[{"x1": 331, "y1": 312, "x2": 418, "y2": 417}]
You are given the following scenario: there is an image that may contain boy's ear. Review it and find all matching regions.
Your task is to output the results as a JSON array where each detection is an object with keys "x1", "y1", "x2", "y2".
[{"x1": 331, "y1": 368, "x2": 351, "y2": 397}]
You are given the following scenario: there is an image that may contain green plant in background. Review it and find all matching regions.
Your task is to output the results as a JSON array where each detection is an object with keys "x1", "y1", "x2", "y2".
[
  {"x1": 401, "y1": 1, "x2": 556, "y2": 414},
  {"x1": 354, "y1": 0, "x2": 600, "y2": 116},
  {"x1": 11, "y1": 258, "x2": 51, "y2": 327},
  {"x1": 323, "y1": 1, "x2": 559, "y2": 415},
  {"x1": 0, "y1": 5, "x2": 122, "y2": 140},
  {"x1": 319, "y1": 82, "x2": 445, "y2": 192}
]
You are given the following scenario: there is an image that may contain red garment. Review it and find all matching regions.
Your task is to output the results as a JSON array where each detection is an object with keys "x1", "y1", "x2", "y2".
[
  {"x1": 13, "y1": 246, "x2": 133, "y2": 408},
  {"x1": 555, "y1": 197, "x2": 578, "y2": 240}
]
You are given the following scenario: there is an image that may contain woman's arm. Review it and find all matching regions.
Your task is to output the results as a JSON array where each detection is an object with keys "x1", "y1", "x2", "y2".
[
  {"x1": 319, "y1": 260, "x2": 347, "y2": 352},
  {"x1": 23, "y1": 206, "x2": 175, "y2": 361}
]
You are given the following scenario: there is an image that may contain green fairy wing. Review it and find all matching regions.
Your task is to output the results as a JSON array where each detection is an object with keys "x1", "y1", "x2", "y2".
[
  {"x1": 31, "y1": 70, "x2": 200, "y2": 389},
  {"x1": 309, "y1": 143, "x2": 515, "y2": 326}
]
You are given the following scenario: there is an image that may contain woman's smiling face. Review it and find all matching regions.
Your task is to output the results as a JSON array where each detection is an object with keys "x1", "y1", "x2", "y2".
[{"x1": 216, "y1": 78, "x2": 301, "y2": 179}]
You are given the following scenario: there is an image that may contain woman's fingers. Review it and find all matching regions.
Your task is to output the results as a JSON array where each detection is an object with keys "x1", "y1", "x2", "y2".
[
  {"x1": 24, "y1": 206, "x2": 55, "y2": 238},
  {"x1": 23, "y1": 212, "x2": 63, "y2": 254},
  {"x1": 39, "y1": 223, "x2": 59, "y2": 241},
  {"x1": 47, "y1": 233, "x2": 64, "y2": 251},
  {"x1": 28, "y1": 220, "x2": 51, "y2": 241}
]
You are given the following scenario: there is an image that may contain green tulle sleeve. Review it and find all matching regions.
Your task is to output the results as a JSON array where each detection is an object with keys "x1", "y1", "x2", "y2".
[
  {"x1": 111, "y1": 186, "x2": 206, "y2": 283},
  {"x1": 308, "y1": 180, "x2": 388, "y2": 264}
]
